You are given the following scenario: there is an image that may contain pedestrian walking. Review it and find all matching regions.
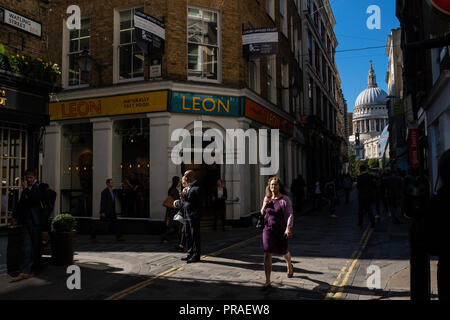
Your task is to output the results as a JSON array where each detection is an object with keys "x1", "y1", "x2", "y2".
[
  {"x1": 10, "y1": 169, "x2": 47, "y2": 281},
  {"x1": 259, "y1": 177, "x2": 294, "y2": 291},
  {"x1": 324, "y1": 179, "x2": 338, "y2": 218},
  {"x1": 313, "y1": 180, "x2": 322, "y2": 210},
  {"x1": 342, "y1": 173, "x2": 353, "y2": 204},
  {"x1": 161, "y1": 176, "x2": 181, "y2": 243},
  {"x1": 179, "y1": 170, "x2": 202, "y2": 263},
  {"x1": 374, "y1": 171, "x2": 384, "y2": 219},
  {"x1": 212, "y1": 179, "x2": 227, "y2": 231},
  {"x1": 386, "y1": 169, "x2": 403, "y2": 224},
  {"x1": 174, "y1": 176, "x2": 189, "y2": 252},
  {"x1": 90, "y1": 179, "x2": 125, "y2": 242},
  {"x1": 356, "y1": 165, "x2": 376, "y2": 228}
]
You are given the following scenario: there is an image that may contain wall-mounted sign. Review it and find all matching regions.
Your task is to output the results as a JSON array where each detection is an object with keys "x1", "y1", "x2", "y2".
[
  {"x1": 49, "y1": 91, "x2": 168, "y2": 120},
  {"x1": 0, "y1": 7, "x2": 41, "y2": 37},
  {"x1": 0, "y1": 89, "x2": 6, "y2": 106},
  {"x1": 134, "y1": 10, "x2": 165, "y2": 53},
  {"x1": 242, "y1": 28, "x2": 278, "y2": 59},
  {"x1": 430, "y1": 0, "x2": 450, "y2": 15},
  {"x1": 244, "y1": 98, "x2": 294, "y2": 136},
  {"x1": 393, "y1": 102, "x2": 405, "y2": 116},
  {"x1": 149, "y1": 57, "x2": 162, "y2": 78},
  {"x1": 171, "y1": 92, "x2": 241, "y2": 116}
]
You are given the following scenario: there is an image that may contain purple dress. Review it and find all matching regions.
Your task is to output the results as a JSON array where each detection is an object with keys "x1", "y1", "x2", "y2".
[{"x1": 262, "y1": 196, "x2": 294, "y2": 255}]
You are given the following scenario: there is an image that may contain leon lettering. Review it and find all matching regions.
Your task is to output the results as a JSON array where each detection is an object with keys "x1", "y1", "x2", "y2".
[{"x1": 61, "y1": 100, "x2": 102, "y2": 118}]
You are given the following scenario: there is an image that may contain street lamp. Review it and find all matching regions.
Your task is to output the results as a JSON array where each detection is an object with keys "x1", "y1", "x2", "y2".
[{"x1": 76, "y1": 49, "x2": 103, "y2": 85}]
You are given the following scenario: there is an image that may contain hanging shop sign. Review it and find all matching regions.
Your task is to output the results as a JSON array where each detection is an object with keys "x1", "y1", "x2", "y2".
[
  {"x1": 393, "y1": 102, "x2": 405, "y2": 116},
  {"x1": 171, "y1": 92, "x2": 241, "y2": 116},
  {"x1": 0, "y1": 88, "x2": 6, "y2": 106},
  {"x1": 49, "y1": 91, "x2": 168, "y2": 120},
  {"x1": 244, "y1": 98, "x2": 294, "y2": 136},
  {"x1": 149, "y1": 57, "x2": 162, "y2": 78},
  {"x1": 409, "y1": 128, "x2": 420, "y2": 169},
  {"x1": 429, "y1": 0, "x2": 450, "y2": 15},
  {"x1": 134, "y1": 10, "x2": 165, "y2": 53},
  {"x1": 0, "y1": 7, "x2": 41, "y2": 37},
  {"x1": 242, "y1": 28, "x2": 278, "y2": 59}
]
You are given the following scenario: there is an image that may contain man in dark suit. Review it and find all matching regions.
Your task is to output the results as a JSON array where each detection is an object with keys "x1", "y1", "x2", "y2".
[
  {"x1": 10, "y1": 169, "x2": 45, "y2": 281},
  {"x1": 181, "y1": 170, "x2": 202, "y2": 263},
  {"x1": 357, "y1": 165, "x2": 376, "y2": 228},
  {"x1": 91, "y1": 179, "x2": 125, "y2": 242}
]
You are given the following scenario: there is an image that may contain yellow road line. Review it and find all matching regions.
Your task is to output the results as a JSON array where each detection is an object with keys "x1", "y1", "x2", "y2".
[
  {"x1": 105, "y1": 233, "x2": 261, "y2": 300},
  {"x1": 325, "y1": 227, "x2": 372, "y2": 299}
]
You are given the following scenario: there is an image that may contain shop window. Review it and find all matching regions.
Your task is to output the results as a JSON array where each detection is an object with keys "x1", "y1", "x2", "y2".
[
  {"x1": 281, "y1": 63, "x2": 289, "y2": 112},
  {"x1": 187, "y1": 7, "x2": 219, "y2": 81},
  {"x1": 61, "y1": 123, "x2": 93, "y2": 217},
  {"x1": 118, "y1": 7, "x2": 145, "y2": 81},
  {"x1": 0, "y1": 123, "x2": 27, "y2": 227},
  {"x1": 68, "y1": 18, "x2": 90, "y2": 87},
  {"x1": 113, "y1": 119, "x2": 150, "y2": 218}
]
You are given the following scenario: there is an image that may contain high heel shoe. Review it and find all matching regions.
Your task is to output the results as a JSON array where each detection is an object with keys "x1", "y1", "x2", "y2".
[{"x1": 287, "y1": 263, "x2": 294, "y2": 278}]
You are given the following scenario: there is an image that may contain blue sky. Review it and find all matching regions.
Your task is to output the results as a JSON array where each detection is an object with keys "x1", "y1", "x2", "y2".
[{"x1": 330, "y1": 0, "x2": 400, "y2": 112}]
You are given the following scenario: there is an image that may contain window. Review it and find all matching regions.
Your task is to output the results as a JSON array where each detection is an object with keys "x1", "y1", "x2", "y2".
[
  {"x1": 249, "y1": 58, "x2": 260, "y2": 94},
  {"x1": 280, "y1": 0, "x2": 288, "y2": 37},
  {"x1": 267, "y1": 55, "x2": 277, "y2": 104},
  {"x1": 1, "y1": 123, "x2": 27, "y2": 227},
  {"x1": 68, "y1": 18, "x2": 90, "y2": 87},
  {"x1": 118, "y1": 7, "x2": 144, "y2": 81},
  {"x1": 188, "y1": 7, "x2": 219, "y2": 81},
  {"x1": 266, "y1": 0, "x2": 275, "y2": 20},
  {"x1": 61, "y1": 123, "x2": 93, "y2": 217}
]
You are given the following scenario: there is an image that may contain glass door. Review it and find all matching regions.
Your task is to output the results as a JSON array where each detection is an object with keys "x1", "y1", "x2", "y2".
[{"x1": 0, "y1": 122, "x2": 28, "y2": 227}]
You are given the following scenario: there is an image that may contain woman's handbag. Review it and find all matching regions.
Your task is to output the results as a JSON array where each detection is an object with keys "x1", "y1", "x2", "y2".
[
  {"x1": 173, "y1": 211, "x2": 184, "y2": 224},
  {"x1": 256, "y1": 214, "x2": 265, "y2": 230},
  {"x1": 162, "y1": 195, "x2": 175, "y2": 209}
]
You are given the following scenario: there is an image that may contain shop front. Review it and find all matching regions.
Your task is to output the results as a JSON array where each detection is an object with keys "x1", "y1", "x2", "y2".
[
  {"x1": 0, "y1": 72, "x2": 52, "y2": 272},
  {"x1": 44, "y1": 84, "x2": 298, "y2": 233}
]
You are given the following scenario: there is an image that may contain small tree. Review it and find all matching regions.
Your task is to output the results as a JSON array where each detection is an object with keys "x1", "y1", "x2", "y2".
[{"x1": 368, "y1": 158, "x2": 380, "y2": 169}]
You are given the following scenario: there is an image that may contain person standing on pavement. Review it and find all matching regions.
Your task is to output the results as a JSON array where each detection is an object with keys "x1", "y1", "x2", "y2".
[
  {"x1": 324, "y1": 179, "x2": 338, "y2": 218},
  {"x1": 180, "y1": 170, "x2": 202, "y2": 263},
  {"x1": 212, "y1": 179, "x2": 227, "y2": 231},
  {"x1": 374, "y1": 171, "x2": 384, "y2": 219},
  {"x1": 386, "y1": 169, "x2": 403, "y2": 224},
  {"x1": 161, "y1": 176, "x2": 181, "y2": 243},
  {"x1": 90, "y1": 179, "x2": 125, "y2": 242},
  {"x1": 342, "y1": 173, "x2": 353, "y2": 204},
  {"x1": 10, "y1": 169, "x2": 45, "y2": 281},
  {"x1": 356, "y1": 165, "x2": 376, "y2": 228},
  {"x1": 313, "y1": 180, "x2": 322, "y2": 210},
  {"x1": 260, "y1": 177, "x2": 294, "y2": 291}
]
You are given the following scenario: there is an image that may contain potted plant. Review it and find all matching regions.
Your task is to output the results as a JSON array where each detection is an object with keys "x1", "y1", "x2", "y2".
[{"x1": 50, "y1": 214, "x2": 77, "y2": 266}]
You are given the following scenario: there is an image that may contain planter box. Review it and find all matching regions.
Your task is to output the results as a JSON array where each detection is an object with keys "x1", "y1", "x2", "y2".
[{"x1": 50, "y1": 231, "x2": 76, "y2": 266}]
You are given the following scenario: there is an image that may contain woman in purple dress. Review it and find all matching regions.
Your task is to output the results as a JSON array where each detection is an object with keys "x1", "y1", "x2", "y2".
[{"x1": 260, "y1": 177, "x2": 294, "y2": 290}]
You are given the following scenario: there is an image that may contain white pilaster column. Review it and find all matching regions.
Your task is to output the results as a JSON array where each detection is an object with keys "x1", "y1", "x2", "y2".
[
  {"x1": 148, "y1": 112, "x2": 171, "y2": 222},
  {"x1": 43, "y1": 122, "x2": 61, "y2": 217},
  {"x1": 91, "y1": 118, "x2": 113, "y2": 218}
]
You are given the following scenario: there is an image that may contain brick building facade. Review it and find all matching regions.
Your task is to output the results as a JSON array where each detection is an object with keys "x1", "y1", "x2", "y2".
[{"x1": 40, "y1": 0, "x2": 343, "y2": 232}]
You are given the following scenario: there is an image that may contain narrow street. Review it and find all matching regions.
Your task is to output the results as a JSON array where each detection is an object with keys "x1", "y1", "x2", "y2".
[{"x1": 0, "y1": 187, "x2": 436, "y2": 300}]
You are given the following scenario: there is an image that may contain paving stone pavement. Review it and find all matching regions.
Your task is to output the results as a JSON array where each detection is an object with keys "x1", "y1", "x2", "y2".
[{"x1": 0, "y1": 187, "x2": 437, "y2": 300}]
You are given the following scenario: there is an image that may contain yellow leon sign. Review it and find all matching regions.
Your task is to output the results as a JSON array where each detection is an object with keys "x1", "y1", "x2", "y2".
[{"x1": 49, "y1": 91, "x2": 168, "y2": 120}]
